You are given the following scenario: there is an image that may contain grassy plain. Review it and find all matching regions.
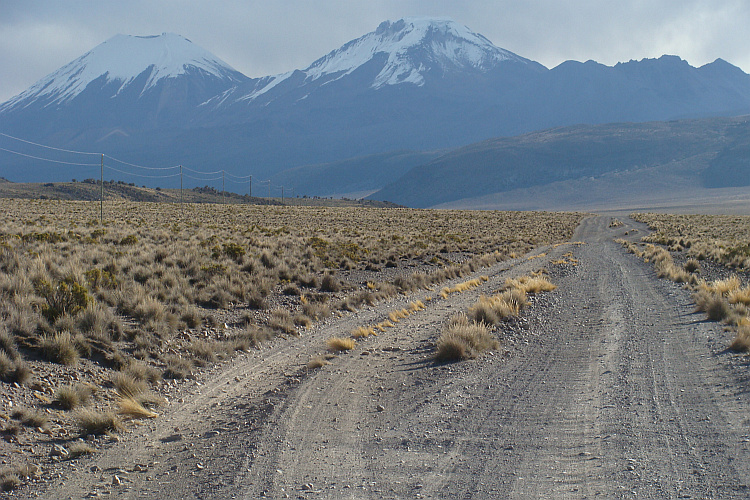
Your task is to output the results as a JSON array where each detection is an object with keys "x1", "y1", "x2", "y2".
[{"x1": 0, "y1": 198, "x2": 584, "y2": 479}]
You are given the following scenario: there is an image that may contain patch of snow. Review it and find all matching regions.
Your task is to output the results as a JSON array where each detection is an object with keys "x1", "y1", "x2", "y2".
[
  {"x1": 304, "y1": 17, "x2": 524, "y2": 89},
  {"x1": 238, "y1": 71, "x2": 294, "y2": 101},
  {"x1": 6, "y1": 33, "x2": 242, "y2": 107}
]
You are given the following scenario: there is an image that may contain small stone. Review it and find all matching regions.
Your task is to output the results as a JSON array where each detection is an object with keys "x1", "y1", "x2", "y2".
[
  {"x1": 51, "y1": 444, "x2": 69, "y2": 459},
  {"x1": 376, "y1": 405, "x2": 385, "y2": 412},
  {"x1": 112, "y1": 475, "x2": 122, "y2": 485}
]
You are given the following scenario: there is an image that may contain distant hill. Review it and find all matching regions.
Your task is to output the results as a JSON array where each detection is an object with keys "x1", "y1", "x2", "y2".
[
  {"x1": 0, "y1": 179, "x2": 400, "y2": 208},
  {"x1": 368, "y1": 116, "x2": 750, "y2": 209},
  {"x1": 269, "y1": 150, "x2": 443, "y2": 198}
]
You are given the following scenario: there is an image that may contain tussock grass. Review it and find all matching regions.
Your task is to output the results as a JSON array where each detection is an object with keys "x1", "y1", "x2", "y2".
[
  {"x1": 110, "y1": 372, "x2": 148, "y2": 397},
  {"x1": 11, "y1": 408, "x2": 48, "y2": 428},
  {"x1": 269, "y1": 308, "x2": 297, "y2": 335},
  {"x1": 435, "y1": 315, "x2": 498, "y2": 362},
  {"x1": 684, "y1": 259, "x2": 701, "y2": 273},
  {"x1": 729, "y1": 287, "x2": 750, "y2": 306},
  {"x1": 440, "y1": 277, "x2": 486, "y2": 299},
  {"x1": 505, "y1": 275, "x2": 557, "y2": 294},
  {"x1": 306, "y1": 355, "x2": 331, "y2": 369},
  {"x1": 326, "y1": 337, "x2": 356, "y2": 352},
  {"x1": 162, "y1": 355, "x2": 194, "y2": 379},
  {"x1": 118, "y1": 395, "x2": 159, "y2": 419},
  {"x1": 352, "y1": 326, "x2": 376, "y2": 338},
  {"x1": 468, "y1": 288, "x2": 529, "y2": 326},
  {"x1": 0, "y1": 351, "x2": 30, "y2": 384},
  {"x1": 74, "y1": 409, "x2": 124, "y2": 435},
  {"x1": 67, "y1": 442, "x2": 96, "y2": 459},
  {"x1": 0, "y1": 471, "x2": 21, "y2": 492},
  {"x1": 38, "y1": 331, "x2": 80, "y2": 366},
  {"x1": 55, "y1": 383, "x2": 93, "y2": 410}
]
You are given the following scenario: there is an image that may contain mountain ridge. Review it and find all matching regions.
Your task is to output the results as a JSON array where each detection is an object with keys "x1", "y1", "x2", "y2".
[{"x1": 2, "y1": 17, "x2": 750, "y2": 204}]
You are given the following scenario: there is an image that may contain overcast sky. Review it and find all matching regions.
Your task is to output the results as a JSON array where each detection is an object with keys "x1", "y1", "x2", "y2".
[{"x1": 2, "y1": 0, "x2": 749, "y2": 103}]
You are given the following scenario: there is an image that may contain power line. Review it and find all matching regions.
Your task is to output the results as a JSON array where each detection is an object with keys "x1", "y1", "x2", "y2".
[
  {"x1": 1, "y1": 132, "x2": 259, "y2": 187},
  {"x1": 103, "y1": 165, "x2": 181, "y2": 179},
  {"x1": 183, "y1": 166, "x2": 223, "y2": 175},
  {"x1": 104, "y1": 154, "x2": 179, "y2": 171},
  {"x1": 225, "y1": 171, "x2": 253, "y2": 180},
  {"x1": 183, "y1": 173, "x2": 224, "y2": 182},
  {"x1": 0, "y1": 131, "x2": 100, "y2": 156},
  {"x1": 0, "y1": 146, "x2": 100, "y2": 166}
]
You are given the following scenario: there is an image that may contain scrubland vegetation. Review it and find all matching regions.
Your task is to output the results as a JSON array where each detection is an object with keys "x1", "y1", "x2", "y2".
[
  {"x1": 0, "y1": 198, "x2": 583, "y2": 489},
  {"x1": 621, "y1": 213, "x2": 750, "y2": 353}
]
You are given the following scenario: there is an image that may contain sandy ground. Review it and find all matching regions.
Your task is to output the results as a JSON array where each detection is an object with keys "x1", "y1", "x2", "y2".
[{"x1": 15, "y1": 216, "x2": 750, "y2": 499}]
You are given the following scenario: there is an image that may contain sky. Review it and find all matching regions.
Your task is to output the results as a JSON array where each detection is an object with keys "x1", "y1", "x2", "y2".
[{"x1": 1, "y1": 0, "x2": 749, "y2": 103}]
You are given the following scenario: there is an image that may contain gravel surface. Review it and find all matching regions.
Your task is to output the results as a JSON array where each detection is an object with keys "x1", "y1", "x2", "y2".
[{"x1": 15, "y1": 216, "x2": 750, "y2": 499}]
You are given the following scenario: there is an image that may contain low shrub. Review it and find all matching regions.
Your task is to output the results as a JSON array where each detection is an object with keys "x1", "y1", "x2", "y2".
[
  {"x1": 435, "y1": 314, "x2": 498, "y2": 362},
  {"x1": 74, "y1": 409, "x2": 123, "y2": 435},
  {"x1": 326, "y1": 337, "x2": 355, "y2": 352},
  {"x1": 38, "y1": 331, "x2": 80, "y2": 366}
]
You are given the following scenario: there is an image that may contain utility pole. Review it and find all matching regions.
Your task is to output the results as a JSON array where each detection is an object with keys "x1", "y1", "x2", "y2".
[
  {"x1": 249, "y1": 175, "x2": 252, "y2": 198},
  {"x1": 268, "y1": 180, "x2": 271, "y2": 200},
  {"x1": 100, "y1": 154, "x2": 104, "y2": 223},
  {"x1": 281, "y1": 186, "x2": 284, "y2": 205},
  {"x1": 180, "y1": 165, "x2": 183, "y2": 208},
  {"x1": 222, "y1": 170, "x2": 225, "y2": 204}
]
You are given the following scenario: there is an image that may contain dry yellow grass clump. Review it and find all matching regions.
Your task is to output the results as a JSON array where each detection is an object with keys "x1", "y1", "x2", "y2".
[
  {"x1": 504, "y1": 275, "x2": 557, "y2": 294},
  {"x1": 438, "y1": 273, "x2": 558, "y2": 361},
  {"x1": 435, "y1": 315, "x2": 499, "y2": 362},
  {"x1": 352, "y1": 326, "x2": 376, "y2": 338},
  {"x1": 440, "y1": 276, "x2": 487, "y2": 298},
  {"x1": 326, "y1": 337, "x2": 356, "y2": 352}
]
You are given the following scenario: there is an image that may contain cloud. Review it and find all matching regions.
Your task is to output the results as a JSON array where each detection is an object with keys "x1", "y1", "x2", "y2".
[{"x1": 1, "y1": 0, "x2": 749, "y2": 103}]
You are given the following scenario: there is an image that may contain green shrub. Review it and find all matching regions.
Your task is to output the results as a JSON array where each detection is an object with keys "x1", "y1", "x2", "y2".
[{"x1": 33, "y1": 277, "x2": 90, "y2": 322}]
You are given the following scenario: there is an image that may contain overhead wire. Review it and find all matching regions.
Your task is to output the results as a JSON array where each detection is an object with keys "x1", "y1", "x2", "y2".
[
  {"x1": 103, "y1": 165, "x2": 181, "y2": 179},
  {"x1": 0, "y1": 146, "x2": 100, "y2": 166},
  {"x1": 104, "y1": 154, "x2": 179, "y2": 171},
  {"x1": 0, "y1": 131, "x2": 100, "y2": 156},
  {"x1": 0, "y1": 132, "x2": 282, "y2": 193}
]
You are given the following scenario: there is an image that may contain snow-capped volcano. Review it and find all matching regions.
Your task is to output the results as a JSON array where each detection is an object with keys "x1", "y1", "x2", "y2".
[
  {"x1": 0, "y1": 33, "x2": 249, "y2": 137},
  {"x1": 304, "y1": 17, "x2": 531, "y2": 88},
  {"x1": 1, "y1": 33, "x2": 247, "y2": 111},
  {"x1": 232, "y1": 17, "x2": 541, "y2": 103}
]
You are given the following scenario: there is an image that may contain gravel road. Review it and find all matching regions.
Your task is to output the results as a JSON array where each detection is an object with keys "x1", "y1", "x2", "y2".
[{"x1": 21, "y1": 216, "x2": 750, "y2": 499}]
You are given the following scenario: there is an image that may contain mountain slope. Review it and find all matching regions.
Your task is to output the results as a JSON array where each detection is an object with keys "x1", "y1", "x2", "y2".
[
  {"x1": 0, "y1": 33, "x2": 249, "y2": 138},
  {"x1": 369, "y1": 117, "x2": 747, "y2": 208}
]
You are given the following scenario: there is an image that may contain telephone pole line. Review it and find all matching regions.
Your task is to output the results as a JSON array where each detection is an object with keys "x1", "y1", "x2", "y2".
[{"x1": 100, "y1": 154, "x2": 104, "y2": 223}]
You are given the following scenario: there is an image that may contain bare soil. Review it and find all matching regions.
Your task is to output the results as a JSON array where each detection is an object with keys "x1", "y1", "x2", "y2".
[{"x1": 14, "y1": 216, "x2": 750, "y2": 499}]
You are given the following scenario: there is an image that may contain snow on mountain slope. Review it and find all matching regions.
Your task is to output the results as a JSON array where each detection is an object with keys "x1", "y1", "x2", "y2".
[
  {"x1": 305, "y1": 17, "x2": 530, "y2": 87},
  {"x1": 1, "y1": 33, "x2": 246, "y2": 110},
  {"x1": 237, "y1": 17, "x2": 535, "y2": 101}
]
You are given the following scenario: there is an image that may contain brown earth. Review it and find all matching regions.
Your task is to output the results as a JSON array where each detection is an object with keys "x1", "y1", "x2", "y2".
[{"x1": 14, "y1": 216, "x2": 750, "y2": 499}]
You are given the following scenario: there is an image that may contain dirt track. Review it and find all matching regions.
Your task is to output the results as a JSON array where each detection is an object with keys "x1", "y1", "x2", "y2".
[{"x1": 21, "y1": 216, "x2": 750, "y2": 499}]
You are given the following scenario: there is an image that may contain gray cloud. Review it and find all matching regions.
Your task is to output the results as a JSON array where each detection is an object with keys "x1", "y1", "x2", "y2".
[{"x1": 1, "y1": 0, "x2": 749, "y2": 103}]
